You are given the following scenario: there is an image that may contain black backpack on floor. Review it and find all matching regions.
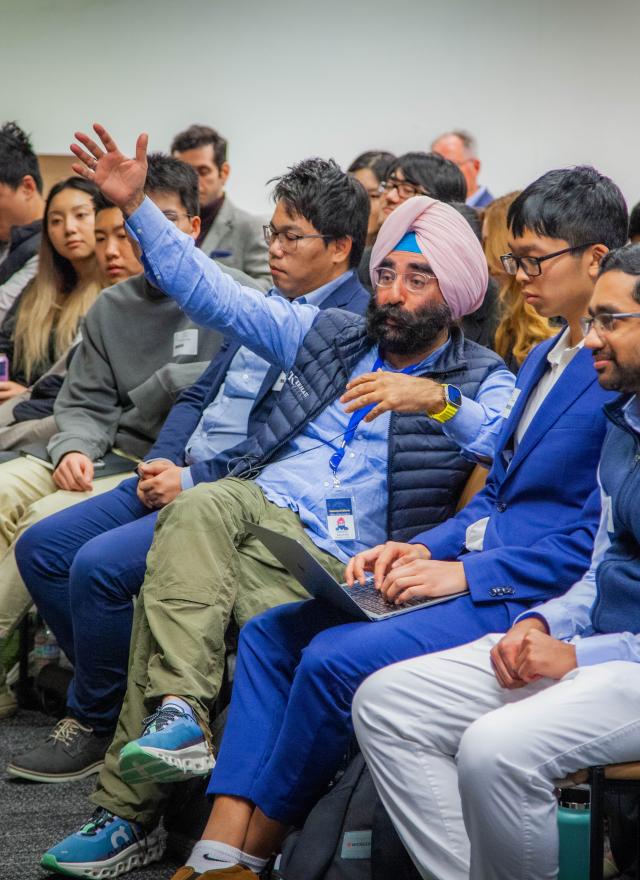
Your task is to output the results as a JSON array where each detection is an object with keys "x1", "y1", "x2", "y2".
[{"x1": 275, "y1": 753, "x2": 420, "y2": 880}]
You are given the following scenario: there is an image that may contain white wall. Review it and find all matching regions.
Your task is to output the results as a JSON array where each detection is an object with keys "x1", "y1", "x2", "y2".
[{"x1": 2, "y1": 0, "x2": 639, "y2": 214}]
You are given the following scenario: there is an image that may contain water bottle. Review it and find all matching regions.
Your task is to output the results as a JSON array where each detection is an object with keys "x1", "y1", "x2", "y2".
[
  {"x1": 557, "y1": 788, "x2": 590, "y2": 880},
  {"x1": 33, "y1": 625, "x2": 60, "y2": 674}
]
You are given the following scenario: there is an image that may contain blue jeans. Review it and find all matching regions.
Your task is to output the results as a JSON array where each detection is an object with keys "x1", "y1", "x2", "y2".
[
  {"x1": 15, "y1": 477, "x2": 156, "y2": 734},
  {"x1": 208, "y1": 593, "x2": 518, "y2": 825}
]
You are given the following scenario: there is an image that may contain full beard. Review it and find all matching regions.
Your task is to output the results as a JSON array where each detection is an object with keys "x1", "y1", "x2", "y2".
[{"x1": 365, "y1": 299, "x2": 453, "y2": 356}]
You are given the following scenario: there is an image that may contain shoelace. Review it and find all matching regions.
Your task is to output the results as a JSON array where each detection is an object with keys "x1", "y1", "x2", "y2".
[
  {"x1": 141, "y1": 704, "x2": 185, "y2": 736},
  {"x1": 49, "y1": 717, "x2": 87, "y2": 747},
  {"x1": 80, "y1": 808, "x2": 147, "y2": 851}
]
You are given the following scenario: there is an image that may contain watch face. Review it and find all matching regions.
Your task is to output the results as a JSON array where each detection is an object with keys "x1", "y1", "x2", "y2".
[{"x1": 447, "y1": 385, "x2": 462, "y2": 407}]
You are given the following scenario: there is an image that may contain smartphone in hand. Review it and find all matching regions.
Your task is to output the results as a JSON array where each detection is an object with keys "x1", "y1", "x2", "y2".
[{"x1": 0, "y1": 354, "x2": 9, "y2": 382}]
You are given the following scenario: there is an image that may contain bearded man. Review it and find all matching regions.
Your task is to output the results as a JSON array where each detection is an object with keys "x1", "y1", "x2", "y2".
[{"x1": 36, "y1": 124, "x2": 514, "y2": 879}]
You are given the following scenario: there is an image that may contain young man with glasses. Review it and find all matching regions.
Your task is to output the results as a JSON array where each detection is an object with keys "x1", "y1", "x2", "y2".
[
  {"x1": 152, "y1": 165, "x2": 623, "y2": 880},
  {"x1": 355, "y1": 242, "x2": 640, "y2": 880},
  {"x1": 33, "y1": 124, "x2": 513, "y2": 878},
  {"x1": 7, "y1": 157, "x2": 371, "y2": 779}
]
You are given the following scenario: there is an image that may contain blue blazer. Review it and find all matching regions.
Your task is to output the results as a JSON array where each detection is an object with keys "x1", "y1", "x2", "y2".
[
  {"x1": 418, "y1": 333, "x2": 616, "y2": 619},
  {"x1": 144, "y1": 272, "x2": 370, "y2": 476}
]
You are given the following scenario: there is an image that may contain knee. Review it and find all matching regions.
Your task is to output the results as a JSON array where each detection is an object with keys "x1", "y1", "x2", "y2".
[
  {"x1": 458, "y1": 714, "x2": 513, "y2": 795},
  {"x1": 15, "y1": 519, "x2": 55, "y2": 588},
  {"x1": 70, "y1": 535, "x2": 138, "y2": 608},
  {"x1": 352, "y1": 666, "x2": 399, "y2": 741}
]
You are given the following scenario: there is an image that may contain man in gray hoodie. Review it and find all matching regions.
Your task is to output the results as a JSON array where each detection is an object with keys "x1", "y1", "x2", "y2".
[{"x1": 0, "y1": 153, "x2": 261, "y2": 717}]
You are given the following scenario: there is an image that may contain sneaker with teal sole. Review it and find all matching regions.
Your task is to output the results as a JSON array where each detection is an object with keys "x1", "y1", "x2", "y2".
[
  {"x1": 40, "y1": 807, "x2": 164, "y2": 878},
  {"x1": 119, "y1": 704, "x2": 214, "y2": 785}
]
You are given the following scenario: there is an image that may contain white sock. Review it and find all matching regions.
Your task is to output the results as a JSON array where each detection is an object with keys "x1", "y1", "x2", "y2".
[
  {"x1": 161, "y1": 696, "x2": 195, "y2": 720},
  {"x1": 239, "y1": 849, "x2": 269, "y2": 873},
  {"x1": 187, "y1": 839, "x2": 243, "y2": 871}
]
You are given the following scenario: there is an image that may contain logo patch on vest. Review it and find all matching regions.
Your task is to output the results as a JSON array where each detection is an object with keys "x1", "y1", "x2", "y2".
[
  {"x1": 285, "y1": 370, "x2": 309, "y2": 399},
  {"x1": 341, "y1": 830, "x2": 372, "y2": 859}
]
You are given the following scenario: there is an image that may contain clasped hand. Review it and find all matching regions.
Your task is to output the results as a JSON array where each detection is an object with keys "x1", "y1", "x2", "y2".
[
  {"x1": 490, "y1": 619, "x2": 577, "y2": 689},
  {"x1": 136, "y1": 459, "x2": 183, "y2": 509},
  {"x1": 345, "y1": 541, "x2": 467, "y2": 605},
  {"x1": 340, "y1": 372, "x2": 446, "y2": 423}
]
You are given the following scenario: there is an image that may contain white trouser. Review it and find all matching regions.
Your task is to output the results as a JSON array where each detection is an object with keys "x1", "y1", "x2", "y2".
[{"x1": 353, "y1": 634, "x2": 640, "y2": 880}]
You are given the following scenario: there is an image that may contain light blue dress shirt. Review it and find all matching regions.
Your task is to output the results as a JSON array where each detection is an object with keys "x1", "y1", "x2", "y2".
[
  {"x1": 518, "y1": 395, "x2": 640, "y2": 666},
  {"x1": 127, "y1": 197, "x2": 514, "y2": 559},
  {"x1": 181, "y1": 272, "x2": 355, "y2": 489}
]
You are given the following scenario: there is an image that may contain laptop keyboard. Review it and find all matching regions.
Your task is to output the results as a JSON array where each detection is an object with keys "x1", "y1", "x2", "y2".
[{"x1": 343, "y1": 579, "x2": 427, "y2": 615}]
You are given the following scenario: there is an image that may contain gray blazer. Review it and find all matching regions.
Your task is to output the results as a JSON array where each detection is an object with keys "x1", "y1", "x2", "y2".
[{"x1": 199, "y1": 196, "x2": 272, "y2": 291}]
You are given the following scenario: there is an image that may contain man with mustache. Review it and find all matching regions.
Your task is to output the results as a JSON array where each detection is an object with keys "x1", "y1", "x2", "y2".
[
  {"x1": 354, "y1": 243, "x2": 640, "y2": 880},
  {"x1": 34, "y1": 124, "x2": 512, "y2": 878}
]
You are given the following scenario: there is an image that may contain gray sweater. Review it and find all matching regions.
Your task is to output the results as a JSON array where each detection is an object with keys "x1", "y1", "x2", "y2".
[{"x1": 48, "y1": 274, "x2": 224, "y2": 466}]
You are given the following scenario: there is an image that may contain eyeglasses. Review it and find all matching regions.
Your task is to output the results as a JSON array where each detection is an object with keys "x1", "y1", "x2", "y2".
[
  {"x1": 373, "y1": 266, "x2": 438, "y2": 294},
  {"x1": 162, "y1": 210, "x2": 192, "y2": 223},
  {"x1": 263, "y1": 225, "x2": 332, "y2": 253},
  {"x1": 378, "y1": 176, "x2": 429, "y2": 200},
  {"x1": 580, "y1": 312, "x2": 640, "y2": 336},
  {"x1": 500, "y1": 243, "x2": 596, "y2": 278}
]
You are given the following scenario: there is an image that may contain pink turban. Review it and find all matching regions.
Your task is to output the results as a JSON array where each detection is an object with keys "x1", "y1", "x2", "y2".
[{"x1": 369, "y1": 196, "x2": 488, "y2": 320}]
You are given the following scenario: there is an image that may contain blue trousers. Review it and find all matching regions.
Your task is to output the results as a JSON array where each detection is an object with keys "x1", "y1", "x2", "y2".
[
  {"x1": 208, "y1": 593, "x2": 520, "y2": 825},
  {"x1": 15, "y1": 478, "x2": 156, "y2": 734}
]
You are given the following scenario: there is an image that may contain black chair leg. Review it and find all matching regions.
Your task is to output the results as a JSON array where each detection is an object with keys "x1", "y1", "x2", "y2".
[{"x1": 589, "y1": 767, "x2": 605, "y2": 880}]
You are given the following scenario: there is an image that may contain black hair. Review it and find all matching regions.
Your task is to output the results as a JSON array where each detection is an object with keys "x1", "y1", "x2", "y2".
[
  {"x1": 508, "y1": 166, "x2": 628, "y2": 252},
  {"x1": 348, "y1": 150, "x2": 396, "y2": 184},
  {"x1": 628, "y1": 201, "x2": 640, "y2": 241},
  {"x1": 598, "y1": 243, "x2": 640, "y2": 304},
  {"x1": 386, "y1": 152, "x2": 467, "y2": 203},
  {"x1": 450, "y1": 202, "x2": 482, "y2": 242},
  {"x1": 0, "y1": 121, "x2": 42, "y2": 193},
  {"x1": 171, "y1": 124, "x2": 228, "y2": 169},
  {"x1": 93, "y1": 192, "x2": 117, "y2": 215},
  {"x1": 270, "y1": 157, "x2": 369, "y2": 268},
  {"x1": 145, "y1": 152, "x2": 199, "y2": 218},
  {"x1": 44, "y1": 176, "x2": 99, "y2": 292}
]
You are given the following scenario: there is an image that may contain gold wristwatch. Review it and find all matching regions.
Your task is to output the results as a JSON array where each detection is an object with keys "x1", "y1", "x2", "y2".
[{"x1": 428, "y1": 384, "x2": 462, "y2": 423}]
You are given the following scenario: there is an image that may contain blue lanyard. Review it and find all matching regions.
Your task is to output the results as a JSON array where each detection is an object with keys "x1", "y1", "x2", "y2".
[{"x1": 329, "y1": 354, "x2": 422, "y2": 479}]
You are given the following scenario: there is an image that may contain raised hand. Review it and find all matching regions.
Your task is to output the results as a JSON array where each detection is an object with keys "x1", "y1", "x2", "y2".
[{"x1": 70, "y1": 123, "x2": 148, "y2": 215}]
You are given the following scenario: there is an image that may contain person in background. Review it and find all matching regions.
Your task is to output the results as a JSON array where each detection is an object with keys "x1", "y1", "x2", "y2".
[
  {"x1": 0, "y1": 193, "x2": 143, "y2": 450},
  {"x1": 0, "y1": 122, "x2": 45, "y2": 324},
  {"x1": 483, "y1": 192, "x2": 555, "y2": 372},
  {"x1": 171, "y1": 124, "x2": 271, "y2": 289},
  {"x1": 358, "y1": 151, "x2": 466, "y2": 290},
  {"x1": 0, "y1": 176, "x2": 100, "y2": 403},
  {"x1": 347, "y1": 150, "x2": 396, "y2": 246},
  {"x1": 432, "y1": 129, "x2": 494, "y2": 208}
]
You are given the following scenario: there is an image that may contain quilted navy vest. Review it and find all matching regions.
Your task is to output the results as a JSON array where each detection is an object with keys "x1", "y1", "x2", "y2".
[{"x1": 223, "y1": 309, "x2": 505, "y2": 542}]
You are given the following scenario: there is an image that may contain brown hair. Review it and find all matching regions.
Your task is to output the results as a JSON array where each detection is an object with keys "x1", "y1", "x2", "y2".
[{"x1": 483, "y1": 192, "x2": 555, "y2": 367}]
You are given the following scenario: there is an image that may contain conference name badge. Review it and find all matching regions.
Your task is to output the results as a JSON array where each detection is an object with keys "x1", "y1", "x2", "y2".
[
  {"x1": 326, "y1": 492, "x2": 358, "y2": 542},
  {"x1": 173, "y1": 328, "x2": 199, "y2": 357}
]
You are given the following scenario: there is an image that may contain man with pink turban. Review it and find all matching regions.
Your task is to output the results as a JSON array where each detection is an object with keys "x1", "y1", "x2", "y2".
[{"x1": 41, "y1": 125, "x2": 517, "y2": 880}]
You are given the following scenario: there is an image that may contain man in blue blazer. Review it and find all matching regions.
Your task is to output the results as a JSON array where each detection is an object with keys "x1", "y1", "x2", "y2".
[
  {"x1": 8, "y1": 158, "x2": 371, "y2": 783},
  {"x1": 152, "y1": 166, "x2": 630, "y2": 880}
]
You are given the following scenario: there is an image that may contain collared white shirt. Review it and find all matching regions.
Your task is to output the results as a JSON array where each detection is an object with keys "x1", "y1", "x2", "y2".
[{"x1": 465, "y1": 327, "x2": 583, "y2": 552}]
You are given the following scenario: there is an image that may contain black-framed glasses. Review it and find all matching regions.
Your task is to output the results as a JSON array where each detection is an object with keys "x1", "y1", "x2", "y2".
[
  {"x1": 162, "y1": 210, "x2": 192, "y2": 223},
  {"x1": 378, "y1": 176, "x2": 429, "y2": 200},
  {"x1": 580, "y1": 312, "x2": 640, "y2": 336},
  {"x1": 263, "y1": 225, "x2": 332, "y2": 253},
  {"x1": 373, "y1": 266, "x2": 438, "y2": 294},
  {"x1": 500, "y1": 243, "x2": 597, "y2": 277}
]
